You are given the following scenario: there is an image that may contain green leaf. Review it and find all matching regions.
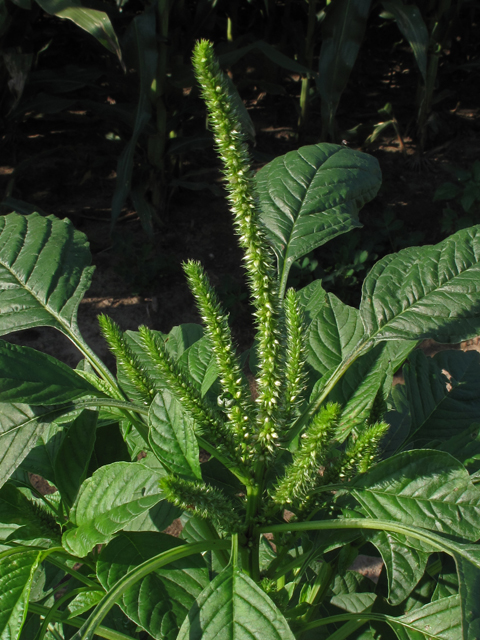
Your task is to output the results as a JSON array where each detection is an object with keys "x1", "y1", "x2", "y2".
[
  {"x1": 366, "y1": 529, "x2": 431, "y2": 605},
  {"x1": 177, "y1": 564, "x2": 296, "y2": 640},
  {"x1": 62, "y1": 461, "x2": 170, "y2": 556},
  {"x1": 0, "y1": 342, "x2": 101, "y2": 405},
  {"x1": 297, "y1": 280, "x2": 328, "y2": 325},
  {"x1": 0, "y1": 548, "x2": 43, "y2": 640},
  {"x1": 454, "y1": 551, "x2": 480, "y2": 640},
  {"x1": 306, "y1": 293, "x2": 364, "y2": 377},
  {"x1": 402, "y1": 350, "x2": 480, "y2": 445},
  {"x1": 0, "y1": 403, "x2": 60, "y2": 490},
  {"x1": 387, "y1": 594, "x2": 462, "y2": 639},
  {"x1": 331, "y1": 571, "x2": 377, "y2": 613},
  {"x1": 34, "y1": 0, "x2": 122, "y2": 62},
  {"x1": 97, "y1": 532, "x2": 208, "y2": 640},
  {"x1": 148, "y1": 391, "x2": 202, "y2": 480},
  {"x1": 54, "y1": 410, "x2": 98, "y2": 509},
  {"x1": 256, "y1": 143, "x2": 381, "y2": 294},
  {"x1": 0, "y1": 484, "x2": 60, "y2": 542},
  {"x1": 381, "y1": 0, "x2": 428, "y2": 82},
  {"x1": 0, "y1": 213, "x2": 94, "y2": 337},
  {"x1": 178, "y1": 336, "x2": 219, "y2": 398},
  {"x1": 330, "y1": 340, "x2": 414, "y2": 439},
  {"x1": 317, "y1": 0, "x2": 372, "y2": 138},
  {"x1": 67, "y1": 589, "x2": 104, "y2": 618},
  {"x1": 350, "y1": 450, "x2": 480, "y2": 541},
  {"x1": 360, "y1": 226, "x2": 480, "y2": 344}
]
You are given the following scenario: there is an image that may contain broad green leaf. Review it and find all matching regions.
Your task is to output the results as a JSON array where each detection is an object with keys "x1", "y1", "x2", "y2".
[
  {"x1": 297, "y1": 280, "x2": 328, "y2": 325},
  {"x1": 0, "y1": 484, "x2": 61, "y2": 543},
  {"x1": 256, "y1": 143, "x2": 381, "y2": 294},
  {"x1": 381, "y1": 0, "x2": 428, "y2": 82},
  {"x1": 0, "y1": 548, "x2": 43, "y2": 640},
  {"x1": 331, "y1": 571, "x2": 377, "y2": 613},
  {"x1": 111, "y1": 7, "x2": 155, "y2": 226},
  {"x1": 34, "y1": 0, "x2": 122, "y2": 61},
  {"x1": 402, "y1": 350, "x2": 480, "y2": 445},
  {"x1": 454, "y1": 550, "x2": 480, "y2": 640},
  {"x1": 432, "y1": 556, "x2": 458, "y2": 602},
  {"x1": 178, "y1": 336, "x2": 219, "y2": 398},
  {"x1": 177, "y1": 564, "x2": 296, "y2": 640},
  {"x1": 306, "y1": 293, "x2": 364, "y2": 377},
  {"x1": 97, "y1": 532, "x2": 208, "y2": 640},
  {"x1": 360, "y1": 226, "x2": 480, "y2": 344},
  {"x1": 382, "y1": 384, "x2": 412, "y2": 458},
  {"x1": 67, "y1": 590, "x2": 104, "y2": 618},
  {"x1": 54, "y1": 410, "x2": 98, "y2": 509},
  {"x1": 434, "y1": 424, "x2": 480, "y2": 471},
  {"x1": 0, "y1": 342, "x2": 101, "y2": 405},
  {"x1": 62, "y1": 461, "x2": 172, "y2": 556},
  {"x1": 387, "y1": 595, "x2": 461, "y2": 639},
  {"x1": 317, "y1": 0, "x2": 372, "y2": 138},
  {"x1": 366, "y1": 529, "x2": 431, "y2": 604},
  {"x1": 0, "y1": 403, "x2": 60, "y2": 490},
  {"x1": 329, "y1": 340, "x2": 413, "y2": 439},
  {"x1": 0, "y1": 213, "x2": 94, "y2": 337},
  {"x1": 148, "y1": 391, "x2": 201, "y2": 480},
  {"x1": 350, "y1": 450, "x2": 480, "y2": 541}
]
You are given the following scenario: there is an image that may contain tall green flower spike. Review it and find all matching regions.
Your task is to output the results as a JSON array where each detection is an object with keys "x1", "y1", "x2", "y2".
[
  {"x1": 271, "y1": 403, "x2": 341, "y2": 510},
  {"x1": 337, "y1": 421, "x2": 390, "y2": 480},
  {"x1": 281, "y1": 288, "x2": 307, "y2": 429},
  {"x1": 183, "y1": 260, "x2": 256, "y2": 459},
  {"x1": 137, "y1": 325, "x2": 243, "y2": 465},
  {"x1": 192, "y1": 40, "x2": 282, "y2": 457},
  {"x1": 159, "y1": 475, "x2": 244, "y2": 534},
  {"x1": 98, "y1": 314, "x2": 155, "y2": 404}
]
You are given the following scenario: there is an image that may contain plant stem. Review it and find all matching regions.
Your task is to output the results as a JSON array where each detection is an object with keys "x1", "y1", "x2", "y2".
[{"x1": 27, "y1": 603, "x2": 135, "y2": 640}]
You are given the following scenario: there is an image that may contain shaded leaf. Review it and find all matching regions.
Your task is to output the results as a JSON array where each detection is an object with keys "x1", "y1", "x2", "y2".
[
  {"x1": 317, "y1": 0, "x2": 372, "y2": 138},
  {"x1": 381, "y1": 0, "x2": 428, "y2": 82},
  {"x1": 54, "y1": 409, "x2": 98, "y2": 509},
  {"x1": 0, "y1": 341, "x2": 101, "y2": 405},
  {"x1": 402, "y1": 350, "x2": 480, "y2": 445},
  {"x1": 0, "y1": 403, "x2": 60, "y2": 490},
  {"x1": 35, "y1": 0, "x2": 122, "y2": 61}
]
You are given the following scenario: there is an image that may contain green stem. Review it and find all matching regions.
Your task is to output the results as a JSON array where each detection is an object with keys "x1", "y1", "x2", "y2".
[
  {"x1": 257, "y1": 518, "x2": 472, "y2": 563},
  {"x1": 27, "y1": 603, "x2": 135, "y2": 640},
  {"x1": 67, "y1": 325, "x2": 119, "y2": 392},
  {"x1": 70, "y1": 540, "x2": 230, "y2": 640},
  {"x1": 197, "y1": 436, "x2": 250, "y2": 486},
  {"x1": 45, "y1": 555, "x2": 99, "y2": 589},
  {"x1": 37, "y1": 587, "x2": 99, "y2": 640},
  {"x1": 301, "y1": 560, "x2": 334, "y2": 623},
  {"x1": 298, "y1": 0, "x2": 317, "y2": 129}
]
